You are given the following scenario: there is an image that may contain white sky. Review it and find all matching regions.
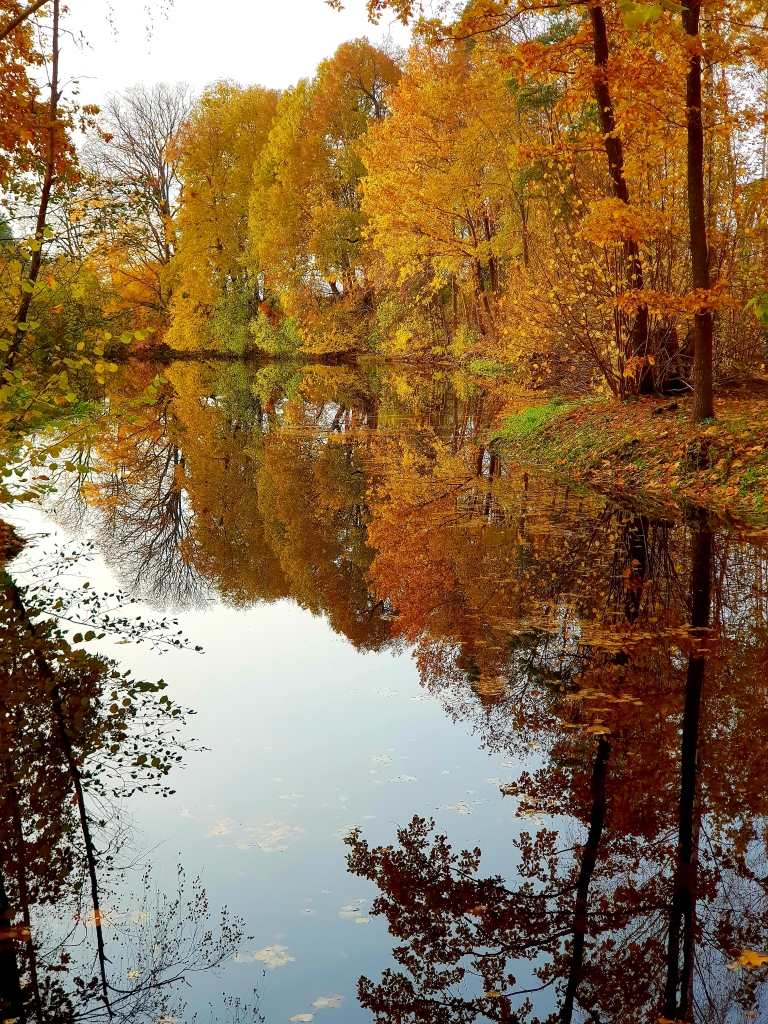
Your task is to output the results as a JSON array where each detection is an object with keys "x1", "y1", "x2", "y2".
[{"x1": 63, "y1": 0, "x2": 411, "y2": 104}]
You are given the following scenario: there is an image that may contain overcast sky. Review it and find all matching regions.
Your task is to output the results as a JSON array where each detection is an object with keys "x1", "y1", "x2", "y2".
[{"x1": 63, "y1": 0, "x2": 411, "y2": 103}]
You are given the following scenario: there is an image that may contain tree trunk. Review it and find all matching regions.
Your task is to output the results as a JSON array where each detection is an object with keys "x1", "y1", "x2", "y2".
[
  {"x1": 682, "y1": 0, "x2": 715, "y2": 420},
  {"x1": 516, "y1": 190, "x2": 530, "y2": 269},
  {"x1": 589, "y1": 4, "x2": 652, "y2": 394},
  {"x1": 6, "y1": 0, "x2": 60, "y2": 368}
]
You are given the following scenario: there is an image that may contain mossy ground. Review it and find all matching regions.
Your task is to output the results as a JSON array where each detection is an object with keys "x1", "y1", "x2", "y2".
[{"x1": 492, "y1": 389, "x2": 768, "y2": 528}]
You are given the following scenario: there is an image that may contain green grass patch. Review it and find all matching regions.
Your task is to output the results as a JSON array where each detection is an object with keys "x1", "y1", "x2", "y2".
[{"x1": 495, "y1": 398, "x2": 572, "y2": 441}]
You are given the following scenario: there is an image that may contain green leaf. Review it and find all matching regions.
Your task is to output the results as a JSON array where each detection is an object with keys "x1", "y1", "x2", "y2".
[
  {"x1": 746, "y1": 289, "x2": 768, "y2": 326},
  {"x1": 617, "y1": 0, "x2": 663, "y2": 29}
]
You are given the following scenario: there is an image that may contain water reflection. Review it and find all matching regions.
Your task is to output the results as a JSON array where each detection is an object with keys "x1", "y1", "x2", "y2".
[
  {"x1": 0, "y1": 526, "x2": 249, "y2": 1023},
  {"x1": 51, "y1": 363, "x2": 506, "y2": 632},
  {"x1": 18, "y1": 360, "x2": 768, "y2": 1020},
  {"x1": 357, "y1": 458, "x2": 768, "y2": 1021}
]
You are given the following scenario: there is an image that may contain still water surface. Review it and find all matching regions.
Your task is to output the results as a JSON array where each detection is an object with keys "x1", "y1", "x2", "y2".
[{"x1": 2, "y1": 361, "x2": 768, "y2": 1024}]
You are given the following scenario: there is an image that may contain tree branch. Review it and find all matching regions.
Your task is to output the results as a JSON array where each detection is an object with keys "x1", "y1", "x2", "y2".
[{"x1": 0, "y1": 0, "x2": 51, "y2": 42}]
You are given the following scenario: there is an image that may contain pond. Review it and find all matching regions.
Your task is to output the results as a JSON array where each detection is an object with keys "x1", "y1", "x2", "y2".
[{"x1": 1, "y1": 359, "x2": 767, "y2": 1024}]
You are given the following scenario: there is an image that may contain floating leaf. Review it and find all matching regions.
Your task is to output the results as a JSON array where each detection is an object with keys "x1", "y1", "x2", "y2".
[
  {"x1": 727, "y1": 949, "x2": 768, "y2": 970},
  {"x1": 235, "y1": 944, "x2": 294, "y2": 968},
  {"x1": 312, "y1": 995, "x2": 344, "y2": 1008}
]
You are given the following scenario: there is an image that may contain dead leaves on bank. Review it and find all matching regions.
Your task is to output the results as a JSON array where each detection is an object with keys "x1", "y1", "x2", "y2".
[{"x1": 508, "y1": 393, "x2": 768, "y2": 531}]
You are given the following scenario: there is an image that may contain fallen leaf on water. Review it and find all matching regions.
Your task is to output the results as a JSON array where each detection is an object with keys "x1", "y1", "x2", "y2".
[
  {"x1": 245, "y1": 819, "x2": 305, "y2": 853},
  {"x1": 75, "y1": 907, "x2": 115, "y2": 928},
  {"x1": 355, "y1": 917, "x2": 370, "y2": 924},
  {"x1": 339, "y1": 900, "x2": 366, "y2": 919},
  {"x1": 727, "y1": 949, "x2": 768, "y2": 970},
  {"x1": 205, "y1": 819, "x2": 231, "y2": 837},
  {"x1": 235, "y1": 944, "x2": 294, "y2": 968},
  {"x1": 312, "y1": 995, "x2": 344, "y2": 1008},
  {"x1": 290, "y1": 1016, "x2": 313, "y2": 1022}
]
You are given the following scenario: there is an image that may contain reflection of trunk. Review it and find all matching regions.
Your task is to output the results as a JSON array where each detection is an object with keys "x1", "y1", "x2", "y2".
[
  {"x1": 624, "y1": 515, "x2": 649, "y2": 625},
  {"x1": 3, "y1": 578, "x2": 113, "y2": 1015},
  {"x1": 663, "y1": 529, "x2": 712, "y2": 1022},
  {"x1": 330, "y1": 404, "x2": 347, "y2": 433},
  {"x1": 0, "y1": 870, "x2": 25, "y2": 1023},
  {"x1": 561, "y1": 736, "x2": 611, "y2": 1024},
  {"x1": 2, "y1": 759, "x2": 43, "y2": 1021},
  {"x1": 50, "y1": 687, "x2": 113, "y2": 1015}
]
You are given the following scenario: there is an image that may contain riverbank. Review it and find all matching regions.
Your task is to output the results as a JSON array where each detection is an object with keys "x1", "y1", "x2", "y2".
[{"x1": 492, "y1": 388, "x2": 768, "y2": 529}]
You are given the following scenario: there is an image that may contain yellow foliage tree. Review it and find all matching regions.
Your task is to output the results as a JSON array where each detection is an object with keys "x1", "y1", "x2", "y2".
[
  {"x1": 167, "y1": 82, "x2": 279, "y2": 351},
  {"x1": 360, "y1": 38, "x2": 523, "y2": 355},
  {"x1": 249, "y1": 38, "x2": 400, "y2": 354}
]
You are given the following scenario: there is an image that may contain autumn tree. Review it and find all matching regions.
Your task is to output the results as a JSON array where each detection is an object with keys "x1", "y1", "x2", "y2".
[
  {"x1": 249, "y1": 38, "x2": 401, "y2": 354},
  {"x1": 84, "y1": 82, "x2": 193, "y2": 318},
  {"x1": 360, "y1": 39, "x2": 518, "y2": 353},
  {"x1": 167, "y1": 81, "x2": 278, "y2": 352}
]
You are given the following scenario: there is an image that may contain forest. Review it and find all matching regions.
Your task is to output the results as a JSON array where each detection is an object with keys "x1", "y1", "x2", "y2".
[
  {"x1": 1, "y1": 0, "x2": 768, "y2": 437},
  {"x1": 2, "y1": 0, "x2": 768, "y2": 1021}
]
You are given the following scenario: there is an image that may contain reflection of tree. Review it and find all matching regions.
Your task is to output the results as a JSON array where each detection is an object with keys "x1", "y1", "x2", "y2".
[
  {"x1": 0, "y1": 525, "x2": 248, "y2": 1022},
  {"x1": 88, "y1": 397, "x2": 207, "y2": 608},
  {"x1": 359, "y1": 445, "x2": 768, "y2": 1021},
  {"x1": 70, "y1": 362, "x2": 505, "y2": 646},
  {"x1": 664, "y1": 528, "x2": 710, "y2": 1024}
]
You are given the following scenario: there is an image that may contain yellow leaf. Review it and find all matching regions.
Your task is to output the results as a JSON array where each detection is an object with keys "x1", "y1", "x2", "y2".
[{"x1": 727, "y1": 950, "x2": 768, "y2": 970}]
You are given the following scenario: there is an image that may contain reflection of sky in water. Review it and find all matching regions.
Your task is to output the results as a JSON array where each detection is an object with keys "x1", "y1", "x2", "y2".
[{"x1": 4, "y1": 506, "x2": 545, "y2": 1022}]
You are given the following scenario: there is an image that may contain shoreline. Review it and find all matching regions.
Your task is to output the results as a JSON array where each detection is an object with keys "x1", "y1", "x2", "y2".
[{"x1": 491, "y1": 388, "x2": 768, "y2": 532}]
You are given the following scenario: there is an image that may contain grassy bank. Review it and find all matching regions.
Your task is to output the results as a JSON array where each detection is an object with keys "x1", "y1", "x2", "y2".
[{"x1": 492, "y1": 390, "x2": 768, "y2": 528}]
